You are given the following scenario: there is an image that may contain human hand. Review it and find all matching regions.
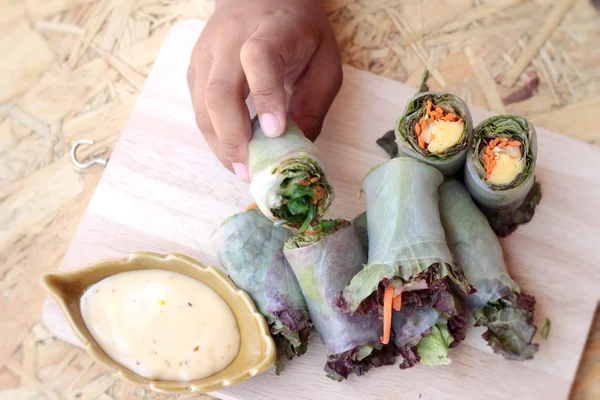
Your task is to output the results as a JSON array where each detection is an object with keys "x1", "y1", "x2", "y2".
[{"x1": 187, "y1": 0, "x2": 343, "y2": 181}]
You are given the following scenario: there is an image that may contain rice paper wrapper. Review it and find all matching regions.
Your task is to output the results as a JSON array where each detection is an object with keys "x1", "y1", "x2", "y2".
[
  {"x1": 395, "y1": 89, "x2": 474, "y2": 177},
  {"x1": 352, "y1": 212, "x2": 368, "y2": 257},
  {"x1": 283, "y1": 225, "x2": 382, "y2": 356},
  {"x1": 464, "y1": 115, "x2": 537, "y2": 211},
  {"x1": 211, "y1": 209, "x2": 311, "y2": 346},
  {"x1": 248, "y1": 116, "x2": 333, "y2": 222},
  {"x1": 392, "y1": 305, "x2": 440, "y2": 348},
  {"x1": 439, "y1": 180, "x2": 519, "y2": 311}
]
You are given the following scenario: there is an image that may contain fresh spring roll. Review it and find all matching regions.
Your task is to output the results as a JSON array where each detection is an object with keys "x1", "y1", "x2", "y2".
[
  {"x1": 339, "y1": 158, "x2": 474, "y2": 319},
  {"x1": 350, "y1": 212, "x2": 467, "y2": 368},
  {"x1": 211, "y1": 209, "x2": 313, "y2": 373},
  {"x1": 464, "y1": 115, "x2": 541, "y2": 236},
  {"x1": 248, "y1": 115, "x2": 335, "y2": 233},
  {"x1": 439, "y1": 180, "x2": 539, "y2": 360},
  {"x1": 393, "y1": 70, "x2": 473, "y2": 176},
  {"x1": 283, "y1": 219, "x2": 396, "y2": 381}
]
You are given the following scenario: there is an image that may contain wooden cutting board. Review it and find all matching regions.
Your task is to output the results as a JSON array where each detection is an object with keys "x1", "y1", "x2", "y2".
[{"x1": 42, "y1": 20, "x2": 600, "y2": 400}]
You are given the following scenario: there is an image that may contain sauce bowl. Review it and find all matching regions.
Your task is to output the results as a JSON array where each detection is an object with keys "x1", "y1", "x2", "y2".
[{"x1": 41, "y1": 252, "x2": 277, "y2": 394}]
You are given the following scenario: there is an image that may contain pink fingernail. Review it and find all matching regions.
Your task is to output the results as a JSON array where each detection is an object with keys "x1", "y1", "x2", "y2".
[
  {"x1": 233, "y1": 163, "x2": 249, "y2": 182},
  {"x1": 260, "y1": 113, "x2": 283, "y2": 137}
]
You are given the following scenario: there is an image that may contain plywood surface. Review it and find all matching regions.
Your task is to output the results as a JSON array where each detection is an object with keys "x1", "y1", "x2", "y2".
[{"x1": 41, "y1": 19, "x2": 600, "y2": 400}]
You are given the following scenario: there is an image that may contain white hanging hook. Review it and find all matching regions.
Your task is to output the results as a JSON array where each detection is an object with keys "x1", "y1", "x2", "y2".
[{"x1": 70, "y1": 139, "x2": 108, "y2": 170}]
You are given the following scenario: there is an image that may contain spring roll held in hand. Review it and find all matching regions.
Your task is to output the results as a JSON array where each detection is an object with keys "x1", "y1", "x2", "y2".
[
  {"x1": 248, "y1": 116, "x2": 334, "y2": 233},
  {"x1": 439, "y1": 180, "x2": 539, "y2": 361},
  {"x1": 283, "y1": 220, "x2": 395, "y2": 381},
  {"x1": 464, "y1": 115, "x2": 541, "y2": 236},
  {"x1": 340, "y1": 158, "x2": 473, "y2": 314},
  {"x1": 211, "y1": 209, "x2": 312, "y2": 373},
  {"x1": 394, "y1": 70, "x2": 473, "y2": 176}
]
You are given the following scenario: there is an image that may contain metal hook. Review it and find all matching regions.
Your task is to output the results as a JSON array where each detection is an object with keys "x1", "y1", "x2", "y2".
[{"x1": 70, "y1": 139, "x2": 108, "y2": 170}]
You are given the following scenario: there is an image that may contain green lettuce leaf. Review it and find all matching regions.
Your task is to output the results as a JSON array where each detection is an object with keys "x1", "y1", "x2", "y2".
[
  {"x1": 417, "y1": 324, "x2": 454, "y2": 367},
  {"x1": 272, "y1": 157, "x2": 334, "y2": 232}
]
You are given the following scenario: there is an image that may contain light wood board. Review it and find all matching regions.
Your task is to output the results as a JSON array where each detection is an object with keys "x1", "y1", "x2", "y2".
[{"x1": 41, "y1": 20, "x2": 600, "y2": 400}]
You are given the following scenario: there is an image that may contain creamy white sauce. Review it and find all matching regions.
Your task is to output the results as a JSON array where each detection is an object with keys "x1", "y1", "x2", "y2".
[
  {"x1": 249, "y1": 167, "x2": 285, "y2": 221},
  {"x1": 80, "y1": 269, "x2": 241, "y2": 381}
]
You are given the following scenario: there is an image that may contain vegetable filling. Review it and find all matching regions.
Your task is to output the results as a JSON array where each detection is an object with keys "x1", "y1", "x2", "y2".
[
  {"x1": 415, "y1": 99, "x2": 465, "y2": 154},
  {"x1": 482, "y1": 137, "x2": 524, "y2": 185},
  {"x1": 272, "y1": 158, "x2": 333, "y2": 233}
]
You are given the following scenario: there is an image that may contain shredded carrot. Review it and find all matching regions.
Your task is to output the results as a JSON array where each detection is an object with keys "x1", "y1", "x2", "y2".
[
  {"x1": 508, "y1": 140, "x2": 522, "y2": 147},
  {"x1": 392, "y1": 292, "x2": 402, "y2": 311},
  {"x1": 297, "y1": 178, "x2": 311, "y2": 186},
  {"x1": 416, "y1": 98, "x2": 463, "y2": 151},
  {"x1": 313, "y1": 186, "x2": 324, "y2": 204},
  {"x1": 309, "y1": 177, "x2": 319, "y2": 183},
  {"x1": 445, "y1": 112, "x2": 458, "y2": 122},
  {"x1": 246, "y1": 203, "x2": 258, "y2": 210},
  {"x1": 303, "y1": 228, "x2": 321, "y2": 236},
  {"x1": 380, "y1": 287, "x2": 394, "y2": 345}
]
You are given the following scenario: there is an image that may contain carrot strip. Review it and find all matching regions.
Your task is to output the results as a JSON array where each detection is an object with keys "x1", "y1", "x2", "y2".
[
  {"x1": 313, "y1": 186, "x2": 324, "y2": 204},
  {"x1": 380, "y1": 287, "x2": 394, "y2": 345},
  {"x1": 392, "y1": 292, "x2": 402, "y2": 311},
  {"x1": 246, "y1": 203, "x2": 258, "y2": 210},
  {"x1": 415, "y1": 122, "x2": 422, "y2": 136},
  {"x1": 309, "y1": 177, "x2": 318, "y2": 183},
  {"x1": 508, "y1": 140, "x2": 522, "y2": 147}
]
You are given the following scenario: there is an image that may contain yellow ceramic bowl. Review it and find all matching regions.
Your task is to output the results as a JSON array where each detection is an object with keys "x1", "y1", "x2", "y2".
[{"x1": 41, "y1": 252, "x2": 276, "y2": 394}]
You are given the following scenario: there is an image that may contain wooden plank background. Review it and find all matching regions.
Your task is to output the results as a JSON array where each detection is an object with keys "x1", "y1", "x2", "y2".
[{"x1": 1, "y1": 1, "x2": 599, "y2": 399}]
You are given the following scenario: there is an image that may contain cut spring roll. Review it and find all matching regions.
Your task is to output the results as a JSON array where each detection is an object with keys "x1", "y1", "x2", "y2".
[
  {"x1": 211, "y1": 209, "x2": 313, "y2": 373},
  {"x1": 339, "y1": 158, "x2": 474, "y2": 341},
  {"x1": 464, "y1": 115, "x2": 541, "y2": 236},
  {"x1": 439, "y1": 180, "x2": 539, "y2": 360},
  {"x1": 248, "y1": 115, "x2": 334, "y2": 233},
  {"x1": 283, "y1": 220, "x2": 396, "y2": 381},
  {"x1": 394, "y1": 70, "x2": 473, "y2": 176},
  {"x1": 350, "y1": 211, "x2": 467, "y2": 368}
]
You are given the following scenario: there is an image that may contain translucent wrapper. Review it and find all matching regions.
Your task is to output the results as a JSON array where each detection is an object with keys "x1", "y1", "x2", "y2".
[
  {"x1": 211, "y1": 209, "x2": 312, "y2": 373},
  {"x1": 352, "y1": 212, "x2": 368, "y2": 257},
  {"x1": 394, "y1": 71, "x2": 474, "y2": 176},
  {"x1": 439, "y1": 180, "x2": 539, "y2": 361},
  {"x1": 283, "y1": 221, "x2": 395, "y2": 381},
  {"x1": 248, "y1": 116, "x2": 334, "y2": 231},
  {"x1": 464, "y1": 115, "x2": 541, "y2": 236},
  {"x1": 340, "y1": 158, "x2": 473, "y2": 312}
]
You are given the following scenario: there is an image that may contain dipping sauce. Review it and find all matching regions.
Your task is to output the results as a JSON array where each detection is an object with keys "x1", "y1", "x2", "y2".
[{"x1": 80, "y1": 269, "x2": 241, "y2": 381}]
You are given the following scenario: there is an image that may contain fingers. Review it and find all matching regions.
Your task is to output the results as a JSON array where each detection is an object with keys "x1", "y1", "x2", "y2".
[
  {"x1": 288, "y1": 38, "x2": 343, "y2": 142},
  {"x1": 240, "y1": 22, "x2": 294, "y2": 138},
  {"x1": 188, "y1": 45, "x2": 233, "y2": 171},
  {"x1": 205, "y1": 43, "x2": 252, "y2": 181}
]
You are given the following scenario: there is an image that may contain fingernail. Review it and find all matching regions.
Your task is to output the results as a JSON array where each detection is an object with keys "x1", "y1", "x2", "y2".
[
  {"x1": 232, "y1": 163, "x2": 249, "y2": 182},
  {"x1": 260, "y1": 113, "x2": 283, "y2": 137}
]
